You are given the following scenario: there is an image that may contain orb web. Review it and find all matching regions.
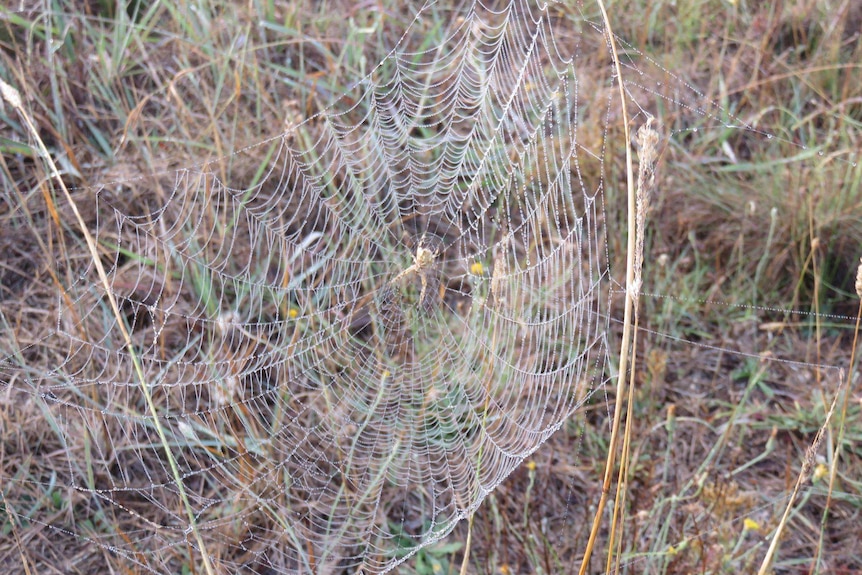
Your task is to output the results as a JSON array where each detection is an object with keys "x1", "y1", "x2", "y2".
[{"x1": 5, "y1": 1, "x2": 616, "y2": 572}]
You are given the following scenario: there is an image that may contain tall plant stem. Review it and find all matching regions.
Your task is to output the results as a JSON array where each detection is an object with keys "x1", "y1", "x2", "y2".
[{"x1": 577, "y1": 0, "x2": 638, "y2": 573}]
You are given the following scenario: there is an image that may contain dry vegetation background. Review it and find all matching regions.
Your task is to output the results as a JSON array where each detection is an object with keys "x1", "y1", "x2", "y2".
[{"x1": 1, "y1": 0, "x2": 861, "y2": 574}]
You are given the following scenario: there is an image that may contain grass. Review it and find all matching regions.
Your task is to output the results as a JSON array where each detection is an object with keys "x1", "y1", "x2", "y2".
[{"x1": 2, "y1": 0, "x2": 862, "y2": 574}]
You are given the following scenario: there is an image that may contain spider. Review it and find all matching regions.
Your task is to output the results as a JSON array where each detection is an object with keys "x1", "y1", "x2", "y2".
[{"x1": 390, "y1": 237, "x2": 440, "y2": 311}]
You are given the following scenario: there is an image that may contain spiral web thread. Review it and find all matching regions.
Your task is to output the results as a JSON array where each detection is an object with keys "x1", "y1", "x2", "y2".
[{"x1": 1, "y1": 1, "x2": 621, "y2": 573}]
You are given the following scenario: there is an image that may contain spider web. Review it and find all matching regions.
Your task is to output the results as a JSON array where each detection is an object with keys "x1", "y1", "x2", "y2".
[{"x1": 4, "y1": 1, "x2": 618, "y2": 572}]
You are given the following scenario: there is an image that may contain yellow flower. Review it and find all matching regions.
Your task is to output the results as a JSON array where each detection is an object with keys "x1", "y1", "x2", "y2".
[
  {"x1": 812, "y1": 463, "x2": 829, "y2": 483},
  {"x1": 526, "y1": 460, "x2": 537, "y2": 472},
  {"x1": 470, "y1": 261, "x2": 484, "y2": 275},
  {"x1": 288, "y1": 307, "x2": 299, "y2": 319},
  {"x1": 666, "y1": 545, "x2": 678, "y2": 556},
  {"x1": 743, "y1": 518, "x2": 760, "y2": 532}
]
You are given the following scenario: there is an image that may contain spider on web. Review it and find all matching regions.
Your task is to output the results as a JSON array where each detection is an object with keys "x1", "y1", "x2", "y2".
[{"x1": 389, "y1": 234, "x2": 442, "y2": 312}]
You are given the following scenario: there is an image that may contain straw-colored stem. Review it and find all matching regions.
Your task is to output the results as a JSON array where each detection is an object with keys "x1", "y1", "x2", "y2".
[
  {"x1": 755, "y1": 370, "x2": 848, "y2": 575},
  {"x1": 607, "y1": 119, "x2": 658, "y2": 575},
  {"x1": 607, "y1": 318, "x2": 640, "y2": 575},
  {"x1": 459, "y1": 513, "x2": 476, "y2": 575},
  {"x1": 812, "y1": 258, "x2": 862, "y2": 573},
  {"x1": 577, "y1": 0, "x2": 637, "y2": 572},
  {"x1": 0, "y1": 78, "x2": 216, "y2": 575}
]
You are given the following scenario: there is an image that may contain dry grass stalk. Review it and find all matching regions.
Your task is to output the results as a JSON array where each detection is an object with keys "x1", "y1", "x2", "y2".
[
  {"x1": 758, "y1": 256, "x2": 862, "y2": 575},
  {"x1": 608, "y1": 118, "x2": 660, "y2": 574},
  {"x1": 757, "y1": 376, "x2": 843, "y2": 575},
  {"x1": 578, "y1": 0, "x2": 638, "y2": 572},
  {"x1": 814, "y1": 256, "x2": 862, "y2": 570},
  {"x1": 632, "y1": 118, "x2": 659, "y2": 296},
  {"x1": 0, "y1": 76, "x2": 217, "y2": 575}
]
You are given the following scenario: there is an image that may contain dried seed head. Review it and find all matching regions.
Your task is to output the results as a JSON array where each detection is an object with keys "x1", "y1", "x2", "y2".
[
  {"x1": 855, "y1": 256, "x2": 862, "y2": 299},
  {"x1": 634, "y1": 118, "x2": 660, "y2": 287},
  {"x1": 0, "y1": 78, "x2": 22, "y2": 109}
]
